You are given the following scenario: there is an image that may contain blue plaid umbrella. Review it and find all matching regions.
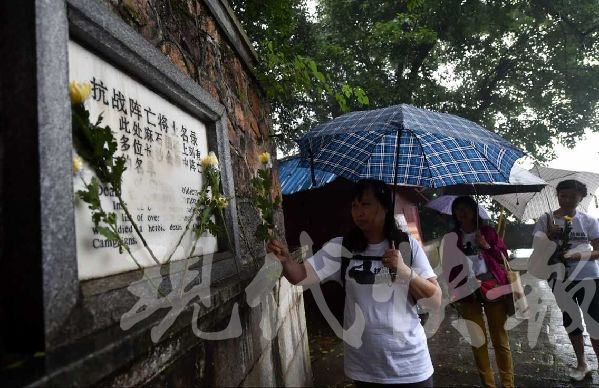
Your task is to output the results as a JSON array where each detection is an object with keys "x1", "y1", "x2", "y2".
[{"x1": 298, "y1": 104, "x2": 525, "y2": 190}]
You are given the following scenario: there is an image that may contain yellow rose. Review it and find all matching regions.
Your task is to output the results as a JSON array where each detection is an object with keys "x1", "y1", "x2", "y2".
[
  {"x1": 72, "y1": 155, "x2": 83, "y2": 174},
  {"x1": 215, "y1": 196, "x2": 229, "y2": 209},
  {"x1": 259, "y1": 152, "x2": 271, "y2": 165},
  {"x1": 563, "y1": 215, "x2": 573, "y2": 222},
  {"x1": 69, "y1": 81, "x2": 92, "y2": 104},
  {"x1": 200, "y1": 151, "x2": 219, "y2": 169}
]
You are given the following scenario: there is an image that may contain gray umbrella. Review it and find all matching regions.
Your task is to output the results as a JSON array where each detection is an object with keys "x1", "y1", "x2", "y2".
[
  {"x1": 438, "y1": 164, "x2": 546, "y2": 195},
  {"x1": 493, "y1": 166, "x2": 599, "y2": 220}
]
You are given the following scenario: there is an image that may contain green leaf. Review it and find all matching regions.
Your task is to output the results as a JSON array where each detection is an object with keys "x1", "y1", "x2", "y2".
[
  {"x1": 92, "y1": 212, "x2": 103, "y2": 227},
  {"x1": 95, "y1": 111, "x2": 104, "y2": 127},
  {"x1": 255, "y1": 223, "x2": 270, "y2": 242},
  {"x1": 314, "y1": 70, "x2": 326, "y2": 84},
  {"x1": 407, "y1": 0, "x2": 423, "y2": 12},
  {"x1": 354, "y1": 87, "x2": 369, "y2": 106},
  {"x1": 77, "y1": 178, "x2": 101, "y2": 210},
  {"x1": 341, "y1": 84, "x2": 352, "y2": 98},
  {"x1": 111, "y1": 157, "x2": 127, "y2": 195},
  {"x1": 335, "y1": 93, "x2": 349, "y2": 113},
  {"x1": 96, "y1": 225, "x2": 119, "y2": 241},
  {"x1": 307, "y1": 59, "x2": 318, "y2": 75},
  {"x1": 105, "y1": 212, "x2": 117, "y2": 226}
]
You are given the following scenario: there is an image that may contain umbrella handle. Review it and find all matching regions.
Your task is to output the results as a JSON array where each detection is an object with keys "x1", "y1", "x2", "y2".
[
  {"x1": 392, "y1": 126, "x2": 403, "y2": 211},
  {"x1": 470, "y1": 183, "x2": 481, "y2": 231},
  {"x1": 308, "y1": 147, "x2": 316, "y2": 187}
]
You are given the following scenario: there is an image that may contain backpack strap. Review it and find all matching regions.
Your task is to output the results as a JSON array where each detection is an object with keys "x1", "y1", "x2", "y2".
[
  {"x1": 340, "y1": 232, "x2": 411, "y2": 290},
  {"x1": 545, "y1": 211, "x2": 555, "y2": 241},
  {"x1": 340, "y1": 237, "x2": 352, "y2": 290}
]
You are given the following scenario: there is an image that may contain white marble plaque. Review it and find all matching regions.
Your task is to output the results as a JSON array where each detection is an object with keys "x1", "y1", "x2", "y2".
[{"x1": 69, "y1": 41, "x2": 217, "y2": 280}]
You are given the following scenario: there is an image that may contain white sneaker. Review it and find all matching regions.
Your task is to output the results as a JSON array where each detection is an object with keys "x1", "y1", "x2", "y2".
[{"x1": 569, "y1": 366, "x2": 592, "y2": 381}]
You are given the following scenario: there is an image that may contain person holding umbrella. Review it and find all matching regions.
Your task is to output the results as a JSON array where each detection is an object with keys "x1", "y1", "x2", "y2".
[
  {"x1": 441, "y1": 196, "x2": 514, "y2": 388},
  {"x1": 267, "y1": 179, "x2": 441, "y2": 387},
  {"x1": 532, "y1": 179, "x2": 599, "y2": 381}
]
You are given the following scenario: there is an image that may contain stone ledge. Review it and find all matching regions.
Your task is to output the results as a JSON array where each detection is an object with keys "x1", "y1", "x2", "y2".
[
  {"x1": 81, "y1": 251, "x2": 237, "y2": 297},
  {"x1": 30, "y1": 274, "x2": 252, "y2": 387}
]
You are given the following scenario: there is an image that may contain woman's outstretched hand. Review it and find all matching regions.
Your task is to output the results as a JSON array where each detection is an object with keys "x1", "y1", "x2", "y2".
[
  {"x1": 267, "y1": 240, "x2": 310, "y2": 285},
  {"x1": 266, "y1": 240, "x2": 292, "y2": 264}
]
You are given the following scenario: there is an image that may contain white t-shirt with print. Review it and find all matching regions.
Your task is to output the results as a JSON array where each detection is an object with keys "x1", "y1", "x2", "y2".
[
  {"x1": 533, "y1": 211, "x2": 599, "y2": 280},
  {"x1": 305, "y1": 236, "x2": 436, "y2": 384},
  {"x1": 461, "y1": 231, "x2": 489, "y2": 276}
]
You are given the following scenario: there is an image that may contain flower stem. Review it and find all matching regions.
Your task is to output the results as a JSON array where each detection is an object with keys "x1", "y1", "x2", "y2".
[
  {"x1": 217, "y1": 207, "x2": 240, "y2": 275},
  {"x1": 110, "y1": 225, "x2": 172, "y2": 302},
  {"x1": 117, "y1": 194, "x2": 161, "y2": 266},
  {"x1": 165, "y1": 194, "x2": 203, "y2": 264}
]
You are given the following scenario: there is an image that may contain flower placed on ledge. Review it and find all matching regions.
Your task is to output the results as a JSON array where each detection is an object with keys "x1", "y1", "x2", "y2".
[
  {"x1": 71, "y1": 79, "x2": 129, "y2": 256},
  {"x1": 200, "y1": 151, "x2": 219, "y2": 170},
  {"x1": 72, "y1": 154, "x2": 83, "y2": 175},
  {"x1": 215, "y1": 195, "x2": 229, "y2": 209},
  {"x1": 186, "y1": 150, "x2": 229, "y2": 242},
  {"x1": 69, "y1": 81, "x2": 92, "y2": 105},
  {"x1": 251, "y1": 151, "x2": 281, "y2": 242},
  {"x1": 259, "y1": 151, "x2": 271, "y2": 167}
]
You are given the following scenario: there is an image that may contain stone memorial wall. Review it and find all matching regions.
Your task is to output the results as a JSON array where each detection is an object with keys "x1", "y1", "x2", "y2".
[{"x1": 0, "y1": 0, "x2": 312, "y2": 386}]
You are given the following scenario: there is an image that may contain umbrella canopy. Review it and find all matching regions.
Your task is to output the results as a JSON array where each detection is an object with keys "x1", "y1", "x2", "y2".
[
  {"x1": 493, "y1": 166, "x2": 599, "y2": 220},
  {"x1": 426, "y1": 195, "x2": 491, "y2": 219},
  {"x1": 298, "y1": 104, "x2": 525, "y2": 189},
  {"x1": 278, "y1": 156, "x2": 337, "y2": 195},
  {"x1": 439, "y1": 164, "x2": 547, "y2": 195}
]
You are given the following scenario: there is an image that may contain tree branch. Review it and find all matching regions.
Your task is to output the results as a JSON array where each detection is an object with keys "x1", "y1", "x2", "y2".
[
  {"x1": 475, "y1": 57, "x2": 514, "y2": 114},
  {"x1": 407, "y1": 42, "x2": 436, "y2": 101},
  {"x1": 534, "y1": 0, "x2": 596, "y2": 42},
  {"x1": 474, "y1": 31, "x2": 531, "y2": 115}
]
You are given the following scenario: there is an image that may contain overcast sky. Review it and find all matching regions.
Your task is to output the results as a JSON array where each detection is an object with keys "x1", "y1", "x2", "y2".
[{"x1": 545, "y1": 130, "x2": 599, "y2": 217}]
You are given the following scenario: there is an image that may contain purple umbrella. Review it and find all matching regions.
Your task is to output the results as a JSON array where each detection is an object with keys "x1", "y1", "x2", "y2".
[{"x1": 426, "y1": 195, "x2": 490, "y2": 219}]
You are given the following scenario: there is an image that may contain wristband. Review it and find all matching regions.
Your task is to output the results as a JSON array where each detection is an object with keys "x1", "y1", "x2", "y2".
[
  {"x1": 396, "y1": 267, "x2": 415, "y2": 284},
  {"x1": 409, "y1": 268, "x2": 416, "y2": 282}
]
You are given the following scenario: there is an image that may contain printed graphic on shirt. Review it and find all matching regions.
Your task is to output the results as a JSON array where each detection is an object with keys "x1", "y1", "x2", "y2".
[
  {"x1": 567, "y1": 231, "x2": 589, "y2": 243},
  {"x1": 553, "y1": 224, "x2": 589, "y2": 245},
  {"x1": 348, "y1": 260, "x2": 393, "y2": 285}
]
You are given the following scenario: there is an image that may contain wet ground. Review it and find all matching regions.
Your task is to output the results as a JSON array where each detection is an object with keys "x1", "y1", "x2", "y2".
[{"x1": 307, "y1": 258, "x2": 599, "y2": 387}]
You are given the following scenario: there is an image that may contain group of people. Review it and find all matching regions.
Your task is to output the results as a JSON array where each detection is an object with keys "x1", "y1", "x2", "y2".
[{"x1": 267, "y1": 178, "x2": 599, "y2": 387}]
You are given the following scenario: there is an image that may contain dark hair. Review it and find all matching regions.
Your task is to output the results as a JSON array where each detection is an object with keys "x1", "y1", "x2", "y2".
[
  {"x1": 451, "y1": 195, "x2": 484, "y2": 230},
  {"x1": 343, "y1": 179, "x2": 408, "y2": 252},
  {"x1": 556, "y1": 179, "x2": 587, "y2": 197}
]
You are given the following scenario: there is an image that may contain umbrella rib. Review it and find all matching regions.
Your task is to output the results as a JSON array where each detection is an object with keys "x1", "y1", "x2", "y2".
[
  {"x1": 470, "y1": 141, "x2": 512, "y2": 182},
  {"x1": 407, "y1": 129, "x2": 436, "y2": 187}
]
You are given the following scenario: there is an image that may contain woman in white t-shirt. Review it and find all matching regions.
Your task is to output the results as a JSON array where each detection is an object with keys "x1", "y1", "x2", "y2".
[
  {"x1": 267, "y1": 179, "x2": 441, "y2": 387},
  {"x1": 533, "y1": 179, "x2": 599, "y2": 381}
]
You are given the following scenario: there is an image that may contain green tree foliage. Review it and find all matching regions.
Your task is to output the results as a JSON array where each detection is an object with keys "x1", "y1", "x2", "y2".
[
  {"x1": 232, "y1": 0, "x2": 599, "y2": 160},
  {"x1": 229, "y1": 0, "x2": 369, "y2": 152}
]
